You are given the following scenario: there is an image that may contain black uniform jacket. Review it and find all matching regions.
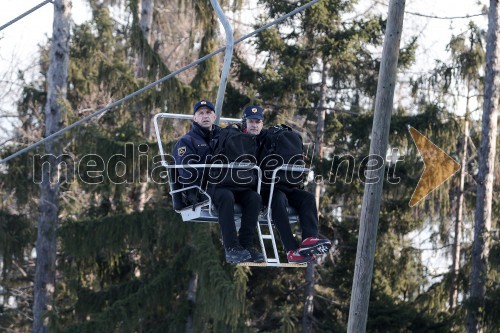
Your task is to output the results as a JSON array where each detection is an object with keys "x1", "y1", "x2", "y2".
[{"x1": 172, "y1": 122, "x2": 220, "y2": 186}]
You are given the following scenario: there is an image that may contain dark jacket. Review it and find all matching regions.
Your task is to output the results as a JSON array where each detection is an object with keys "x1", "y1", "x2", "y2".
[
  {"x1": 173, "y1": 122, "x2": 220, "y2": 185},
  {"x1": 255, "y1": 127, "x2": 304, "y2": 189},
  {"x1": 254, "y1": 128, "x2": 268, "y2": 164},
  {"x1": 255, "y1": 128, "x2": 268, "y2": 148}
]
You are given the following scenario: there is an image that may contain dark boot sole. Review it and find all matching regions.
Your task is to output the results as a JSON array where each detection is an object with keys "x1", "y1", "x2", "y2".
[{"x1": 298, "y1": 242, "x2": 332, "y2": 256}]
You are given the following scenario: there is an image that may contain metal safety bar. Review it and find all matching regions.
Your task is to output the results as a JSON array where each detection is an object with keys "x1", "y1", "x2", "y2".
[
  {"x1": 154, "y1": 112, "x2": 241, "y2": 123},
  {"x1": 162, "y1": 163, "x2": 262, "y2": 197}
]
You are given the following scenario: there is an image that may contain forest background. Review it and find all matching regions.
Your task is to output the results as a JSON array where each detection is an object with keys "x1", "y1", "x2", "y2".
[{"x1": 0, "y1": 0, "x2": 498, "y2": 332}]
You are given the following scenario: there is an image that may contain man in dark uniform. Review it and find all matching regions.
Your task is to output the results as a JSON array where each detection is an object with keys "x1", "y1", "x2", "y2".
[
  {"x1": 173, "y1": 100, "x2": 264, "y2": 263},
  {"x1": 243, "y1": 105, "x2": 332, "y2": 264}
]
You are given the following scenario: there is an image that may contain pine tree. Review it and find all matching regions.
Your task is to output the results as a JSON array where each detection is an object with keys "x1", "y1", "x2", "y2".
[
  {"x1": 443, "y1": 23, "x2": 485, "y2": 313},
  {"x1": 467, "y1": 0, "x2": 499, "y2": 332}
]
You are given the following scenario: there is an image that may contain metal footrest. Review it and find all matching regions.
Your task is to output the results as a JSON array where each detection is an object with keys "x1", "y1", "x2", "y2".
[{"x1": 261, "y1": 235, "x2": 274, "y2": 240}]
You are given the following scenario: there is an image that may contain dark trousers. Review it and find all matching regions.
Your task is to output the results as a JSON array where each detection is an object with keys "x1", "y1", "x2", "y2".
[
  {"x1": 262, "y1": 187, "x2": 319, "y2": 252},
  {"x1": 208, "y1": 186, "x2": 262, "y2": 249}
]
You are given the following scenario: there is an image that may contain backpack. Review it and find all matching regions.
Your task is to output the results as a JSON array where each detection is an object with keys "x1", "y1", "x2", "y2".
[
  {"x1": 257, "y1": 124, "x2": 305, "y2": 188},
  {"x1": 208, "y1": 125, "x2": 258, "y2": 188}
]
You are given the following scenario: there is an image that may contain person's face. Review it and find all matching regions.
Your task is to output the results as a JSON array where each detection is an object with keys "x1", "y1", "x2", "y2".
[
  {"x1": 246, "y1": 118, "x2": 263, "y2": 135},
  {"x1": 193, "y1": 107, "x2": 216, "y2": 129}
]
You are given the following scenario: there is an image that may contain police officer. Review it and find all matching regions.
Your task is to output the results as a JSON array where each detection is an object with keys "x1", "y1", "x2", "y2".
[
  {"x1": 173, "y1": 100, "x2": 264, "y2": 264},
  {"x1": 243, "y1": 105, "x2": 332, "y2": 264}
]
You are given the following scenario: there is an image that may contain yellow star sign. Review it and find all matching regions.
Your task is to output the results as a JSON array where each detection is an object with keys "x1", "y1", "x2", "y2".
[{"x1": 408, "y1": 126, "x2": 460, "y2": 207}]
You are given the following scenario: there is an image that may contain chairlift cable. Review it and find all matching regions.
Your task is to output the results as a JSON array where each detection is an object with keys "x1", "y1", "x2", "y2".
[{"x1": 0, "y1": 0, "x2": 53, "y2": 32}]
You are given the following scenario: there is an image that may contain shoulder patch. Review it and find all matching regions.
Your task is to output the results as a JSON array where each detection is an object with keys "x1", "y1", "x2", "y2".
[{"x1": 177, "y1": 146, "x2": 187, "y2": 156}]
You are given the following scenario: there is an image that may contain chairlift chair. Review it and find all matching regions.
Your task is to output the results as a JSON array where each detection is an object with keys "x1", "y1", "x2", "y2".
[{"x1": 153, "y1": 113, "x2": 310, "y2": 267}]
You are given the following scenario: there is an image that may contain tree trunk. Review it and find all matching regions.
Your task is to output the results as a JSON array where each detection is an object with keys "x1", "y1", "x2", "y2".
[
  {"x1": 302, "y1": 262, "x2": 314, "y2": 333},
  {"x1": 139, "y1": 0, "x2": 154, "y2": 140},
  {"x1": 32, "y1": 1, "x2": 71, "y2": 332},
  {"x1": 303, "y1": 60, "x2": 328, "y2": 333},
  {"x1": 133, "y1": 0, "x2": 155, "y2": 212},
  {"x1": 139, "y1": 0, "x2": 154, "y2": 44},
  {"x1": 450, "y1": 84, "x2": 471, "y2": 311},
  {"x1": 313, "y1": 62, "x2": 328, "y2": 207},
  {"x1": 466, "y1": 0, "x2": 499, "y2": 332},
  {"x1": 450, "y1": 115, "x2": 468, "y2": 311},
  {"x1": 185, "y1": 273, "x2": 198, "y2": 333},
  {"x1": 347, "y1": 1, "x2": 405, "y2": 332}
]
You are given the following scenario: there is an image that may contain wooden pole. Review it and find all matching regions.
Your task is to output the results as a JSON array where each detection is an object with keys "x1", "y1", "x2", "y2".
[
  {"x1": 347, "y1": 1, "x2": 405, "y2": 332},
  {"x1": 466, "y1": 0, "x2": 499, "y2": 331}
]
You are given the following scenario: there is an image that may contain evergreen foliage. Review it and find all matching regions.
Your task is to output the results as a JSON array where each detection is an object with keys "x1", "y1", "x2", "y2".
[{"x1": 0, "y1": 211, "x2": 33, "y2": 272}]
